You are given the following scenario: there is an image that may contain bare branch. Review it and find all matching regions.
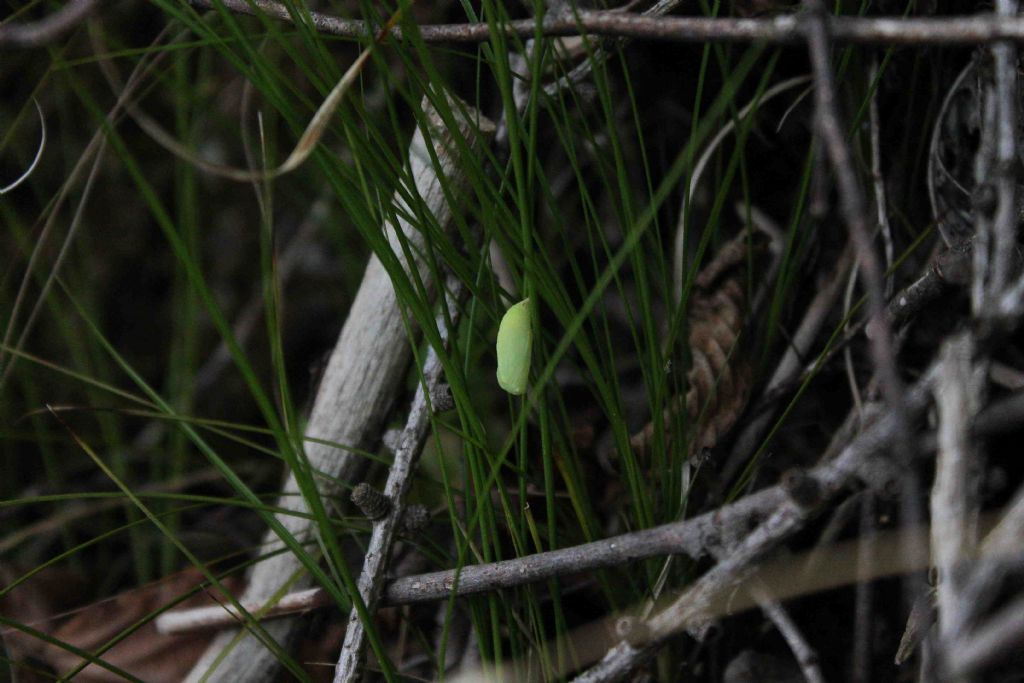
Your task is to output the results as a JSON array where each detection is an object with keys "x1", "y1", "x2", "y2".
[
  {"x1": 804, "y1": 0, "x2": 904, "y2": 417},
  {"x1": 946, "y1": 592, "x2": 1024, "y2": 679},
  {"x1": 333, "y1": 275, "x2": 465, "y2": 683},
  {"x1": 181, "y1": 95, "x2": 495, "y2": 683},
  {"x1": 155, "y1": 586, "x2": 326, "y2": 634},
  {"x1": 192, "y1": 0, "x2": 1024, "y2": 47},
  {"x1": 158, "y1": 380, "x2": 1024, "y2": 642},
  {"x1": 985, "y1": 0, "x2": 1021, "y2": 309},
  {"x1": 719, "y1": 242, "x2": 854, "y2": 488},
  {"x1": 852, "y1": 495, "x2": 877, "y2": 682},
  {"x1": 0, "y1": 0, "x2": 98, "y2": 49},
  {"x1": 930, "y1": 333, "x2": 984, "y2": 643},
  {"x1": 573, "y1": 369, "x2": 936, "y2": 681},
  {"x1": 868, "y1": 59, "x2": 894, "y2": 299},
  {"x1": 951, "y1": 469, "x2": 1024, "y2": 642},
  {"x1": 751, "y1": 582, "x2": 826, "y2": 683}
]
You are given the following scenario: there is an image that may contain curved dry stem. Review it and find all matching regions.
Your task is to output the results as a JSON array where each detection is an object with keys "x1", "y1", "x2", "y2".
[
  {"x1": 97, "y1": 8, "x2": 401, "y2": 183},
  {"x1": 672, "y1": 75, "x2": 811, "y2": 304},
  {"x1": 0, "y1": 99, "x2": 46, "y2": 195}
]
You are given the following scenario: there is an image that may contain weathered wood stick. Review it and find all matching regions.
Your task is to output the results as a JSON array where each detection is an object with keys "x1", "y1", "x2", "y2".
[{"x1": 182, "y1": 95, "x2": 494, "y2": 683}]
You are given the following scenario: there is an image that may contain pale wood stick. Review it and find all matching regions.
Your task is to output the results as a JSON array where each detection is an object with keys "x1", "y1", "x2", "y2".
[
  {"x1": 181, "y1": 95, "x2": 494, "y2": 683},
  {"x1": 333, "y1": 275, "x2": 465, "y2": 682},
  {"x1": 931, "y1": 333, "x2": 984, "y2": 645}
]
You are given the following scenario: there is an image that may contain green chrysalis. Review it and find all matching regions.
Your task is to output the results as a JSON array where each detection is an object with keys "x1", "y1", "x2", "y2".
[{"x1": 496, "y1": 298, "x2": 532, "y2": 395}]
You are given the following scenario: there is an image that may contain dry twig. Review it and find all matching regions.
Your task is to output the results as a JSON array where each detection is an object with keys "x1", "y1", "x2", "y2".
[
  {"x1": 332, "y1": 275, "x2": 464, "y2": 683},
  {"x1": 982, "y1": 0, "x2": 1021, "y2": 313},
  {"x1": 803, "y1": 0, "x2": 904, "y2": 420},
  {"x1": 947, "y1": 591, "x2": 1024, "y2": 679},
  {"x1": 931, "y1": 333, "x2": 984, "y2": 644},
  {"x1": 0, "y1": 0, "x2": 98, "y2": 49},
  {"x1": 573, "y1": 367, "x2": 937, "y2": 681},
  {"x1": 749, "y1": 581, "x2": 826, "y2": 683},
  {"x1": 191, "y1": 0, "x2": 1024, "y2": 46},
  {"x1": 157, "y1": 383, "x2": 1024, "y2": 638},
  {"x1": 181, "y1": 96, "x2": 494, "y2": 683},
  {"x1": 92, "y1": 2, "x2": 1024, "y2": 679}
]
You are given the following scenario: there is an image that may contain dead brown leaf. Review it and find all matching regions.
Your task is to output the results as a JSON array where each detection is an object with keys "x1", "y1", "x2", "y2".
[
  {"x1": 631, "y1": 229, "x2": 760, "y2": 460},
  {"x1": 1, "y1": 566, "x2": 241, "y2": 682}
]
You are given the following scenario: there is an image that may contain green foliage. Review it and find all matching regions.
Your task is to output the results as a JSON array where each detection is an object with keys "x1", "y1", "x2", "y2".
[{"x1": 0, "y1": 0, "x2": 935, "y2": 679}]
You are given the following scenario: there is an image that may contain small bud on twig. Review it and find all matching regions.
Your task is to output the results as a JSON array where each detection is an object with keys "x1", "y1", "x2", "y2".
[
  {"x1": 781, "y1": 468, "x2": 822, "y2": 509},
  {"x1": 351, "y1": 483, "x2": 390, "y2": 520},
  {"x1": 430, "y1": 383, "x2": 455, "y2": 413},
  {"x1": 401, "y1": 504, "x2": 431, "y2": 533}
]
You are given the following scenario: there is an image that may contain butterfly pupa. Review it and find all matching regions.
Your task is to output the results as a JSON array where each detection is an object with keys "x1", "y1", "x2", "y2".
[{"x1": 496, "y1": 298, "x2": 532, "y2": 395}]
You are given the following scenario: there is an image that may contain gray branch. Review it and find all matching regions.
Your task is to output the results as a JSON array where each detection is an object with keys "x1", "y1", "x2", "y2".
[
  {"x1": 180, "y1": 95, "x2": 494, "y2": 683},
  {"x1": 931, "y1": 333, "x2": 984, "y2": 646},
  {"x1": 0, "y1": 0, "x2": 98, "y2": 49},
  {"x1": 572, "y1": 370, "x2": 937, "y2": 681},
  {"x1": 332, "y1": 274, "x2": 466, "y2": 682},
  {"x1": 158, "y1": 384, "x2": 1024, "y2": 637},
  {"x1": 192, "y1": 0, "x2": 1024, "y2": 47}
]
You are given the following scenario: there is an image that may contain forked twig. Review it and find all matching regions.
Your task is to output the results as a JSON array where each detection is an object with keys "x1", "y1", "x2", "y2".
[
  {"x1": 572, "y1": 367, "x2": 937, "y2": 681},
  {"x1": 332, "y1": 275, "x2": 464, "y2": 682},
  {"x1": 156, "y1": 383, "x2": 1024, "y2": 639}
]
